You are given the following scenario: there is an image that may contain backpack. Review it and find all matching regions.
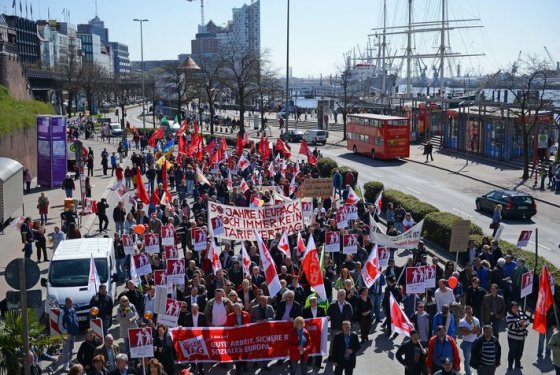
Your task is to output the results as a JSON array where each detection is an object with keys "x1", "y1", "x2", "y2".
[{"x1": 62, "y1": 307, "x2": 80, "y2": 335}]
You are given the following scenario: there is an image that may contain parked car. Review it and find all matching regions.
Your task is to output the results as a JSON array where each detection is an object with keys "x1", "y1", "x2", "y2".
[
  {"x1": 280, "y1": 130, "x2": 304, "y2": 143},
  {"x1": 303, "y1": 129, "x2": 328, "y2": 145},
  {"x1": 475, "y1": 190, "x2": 537, "y2": 219},
  {"x1": 109, "y1": 122, "x2": 123, "y2": 137}
]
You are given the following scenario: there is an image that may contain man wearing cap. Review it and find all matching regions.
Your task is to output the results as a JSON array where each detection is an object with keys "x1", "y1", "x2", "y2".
[
  {"x1": 426, "y1": 325, "x2": 460, "y2": 374},
  {"x1": 396, "y1": 329, "x2": 427, "y2": 375},
  {"x1": 433, "y1": 358, "x2": 458, "y2": 375}
]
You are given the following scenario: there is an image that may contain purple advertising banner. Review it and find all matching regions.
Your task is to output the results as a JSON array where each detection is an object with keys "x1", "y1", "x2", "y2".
[
  {"x1": 36, "y1": 116, "x2": 52, "y2": 187},
  {"x1": 36, "y1": 116, "x2": 67, "y2": 188},
  {"x1": 50, "y1": 116, "x2": 67, "y2": 187}
]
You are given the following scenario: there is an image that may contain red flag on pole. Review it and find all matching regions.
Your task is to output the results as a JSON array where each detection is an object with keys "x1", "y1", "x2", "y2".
[
  {"x1": 135, "y1": 169, "x2": 149, "y2": 204},
  {"x1": 275, "y1": 138, "x2": 292, "y2": 160},
  {"x1": 299, "y1": 139, "x2": 311, "y2": 157},
  {"x1": 345, "y1": 186, "x2": 360, "y2": 205},
  {"x1": 389, "y1": 293, "x2": 414, "y2": 337},
  {"x1": 296, "y1": 232, "x2": 306, "y2": 257},
  {"x1": 362, "y1": 244, "x2": 381, "y2": 288},
  {"x1": 254, "y1": 230, "x2": 281, "y2": 297},
  {"x1": 301, "y1": 235, "x2": 327, "y2": 301},
  {"x1": 148, "y1": 127, "x2": 164, "y2": 148},
  {"x1": 162, "y1": 162, "x2": 168, "y2": 191},
  {"x1": 277, "y1": 230, "x2": 290, "y2": 258},
  {"x1": 534, "y1": 265, "x2": 554, "y2": 334},
  {"x1": 374, "y1": 190, "x2": 384, "y2": 214}
]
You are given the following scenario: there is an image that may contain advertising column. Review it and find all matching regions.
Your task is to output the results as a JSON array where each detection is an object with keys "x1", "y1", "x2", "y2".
[
  {"x1": 36, "y1": 116, "x2": 52, "y2": 187},
  {"x1": 36, "y1": 115, "x2": 67, "y2": 188}
]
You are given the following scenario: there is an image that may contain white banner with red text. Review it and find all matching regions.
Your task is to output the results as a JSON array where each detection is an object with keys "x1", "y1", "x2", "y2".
[{"x1": 370, "y1": 220, "x2": 424, "y2": 249}]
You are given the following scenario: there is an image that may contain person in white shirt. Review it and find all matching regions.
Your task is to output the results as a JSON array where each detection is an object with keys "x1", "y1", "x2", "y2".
[
  {"x1": 434, "y1": 279, "x2": 455, "y2": 313},
  {"x1": 459, "y1": 305, "x2": 480, "y2": 375},
  {"x1": 205, "y1": 289, "x2": 231, "y2": 327}
]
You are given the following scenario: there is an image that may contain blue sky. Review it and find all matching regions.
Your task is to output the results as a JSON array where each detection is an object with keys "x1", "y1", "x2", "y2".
[{"x1": 3, "y1": 0, "x2": 559, "y2": 78}]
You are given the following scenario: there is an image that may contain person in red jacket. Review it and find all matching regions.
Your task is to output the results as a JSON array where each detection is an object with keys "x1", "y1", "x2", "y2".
[
  {"x1": 426, "y1": 325, "x2": 461, "y2": 374},
  {"x1": 226, "y1": 303, "x2": 251, "y2": 375},
  {"x1": 288, "y1": 316, "x2": 312, "y2": 375}
]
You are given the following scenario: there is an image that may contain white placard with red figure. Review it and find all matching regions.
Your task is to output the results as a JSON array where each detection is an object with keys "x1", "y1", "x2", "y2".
[
  {"x1": 164, "y1": 245, "x2": 179, "y2": 260},
  {"x1": 161, "y1": 224, "x2": 176, "y2": 246},
  {"x1": 377, "y1": 246, "x2": 390, "y2": 268},
  {"x1": 345, "y1": 204, "x2": 358, "y2": 220},
  {"x1": 406, "y1": 265, "x2": 437, "y2": 294},
  {"x1": 520, "y1": 271, "x2": 534, "y2": 299},
  {"x1": 516, "y1": 230, "x2": 533, "y2": 248},
  {"x1": 158, "y1": 298, "x2": 182, "y2": 327},
  {"x1": 166, "y1": 259, "x2": 185, "y2": 284},
  {"x1": 122, "y1": 234, "x2": 135, "y2": 255},
  {"x1": 210, "y1": 217, "x2": 225, "y2": 237},
  {"x1": 90, "y1": 318, "x2": 104, "y2": 345},
  {"x1": 191, "y1": 228, "x2": 207, "y2": 251},
  {"x1": 154, "y1": 270, "x2": 169, "y2": 287},
  {"x1": 336, "y1": 210, "x2": 348, "y2": 229},
  {"x1": 133, "y1": 253, "x2": 152, "y2": 277},
  {"x1": 342, "y1": 234, "x2": 358, "y2": 254},
  {"x1": 128, "y1": 327, "x2": 154, "y2": 359},
  {"x1": 301, "y1": 199, "x2": 313, "y2": 219},
  {"x1": 325, "y1": 231, "x2": 341, "y2": 253},
  {"x1": 115, "y1": 183, "x2": 129, "y2": 200},
  {"x1": 144, "y1": 233, "x2": 160, "y2": 254}
]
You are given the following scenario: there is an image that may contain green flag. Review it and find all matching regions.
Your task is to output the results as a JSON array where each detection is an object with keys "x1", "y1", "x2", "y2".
[
  {"x1": 174, "y1": 114, "x2": 179, "y2": 124},
  {"x1": 160, "y1": 115, "x2": 169, "y2": 126}
]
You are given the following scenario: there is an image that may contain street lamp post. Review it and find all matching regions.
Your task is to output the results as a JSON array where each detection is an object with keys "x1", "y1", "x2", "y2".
[
  {"x1": 133, "y1": 18, "x2": 149, "y2": 129},
  {"x1": 284, "y1": 0, "x2": 290, "y2": 135}
]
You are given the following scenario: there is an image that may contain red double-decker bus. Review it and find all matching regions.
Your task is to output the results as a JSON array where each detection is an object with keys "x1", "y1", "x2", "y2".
[{"x1": 346, "y1": 114, "x2": 410, "y2": 159}]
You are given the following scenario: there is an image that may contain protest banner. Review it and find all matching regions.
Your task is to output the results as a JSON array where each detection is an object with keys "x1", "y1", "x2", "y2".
[
  {"x1": 325, "y1": 231, "x2": 341, "y2": 253},
  {"x1": 370, "y1": 220, "x2": 424, "y2": 249},
  {"x1": 159, "y1": 298, "x2": 182, "y2": 327},
  {"x1": 517, "y1": 230, "x2": 533, "y2": 248},
  {"x1": 520, "y1": 271, "x2": 534, "y2": 299},
  {"x1": 169, "y1": 317, "x2": 328, "y2": 363},
  {"x1": 207, "y1": 200, "x2": 304, "y2": 240},
  {"x1": 128, "y1": 327, "x2": 154, "y2": 359},
  {"x1": 161, "y1": 224, "x2": 175, "y2": 246},
  {"x1": 191, "y1": 228, "x2": 207, "y2": 251},
  {"x1": 122, "y1": 234, "x2": 135, "y2": 255},
  {"x1": 449, "y1": 219, "x2": 470, "y2": 253},
  {"x1": 405, "y1": 265, "x2": 436, "y2": 294},
  {"x1": 342, "y1": 234, "x2": 358, "y2": 254},
  {"x1": 166, "y1": 259, "x2": 185, "y2": 284},
  {"x1": 154, "y1": 270, "x2": 168, "y2": 287},
  {"x1": 164, "y1": 245, "x2": 179, "y2": 260},
  {"x1": 345, "y1": 204, "x2": 358, "y2": 220},
  {"x1": 210, "y1": 217, "x2": 225, "y2": 237},
  {"x1": 144, "y1": 233, "x2": 160, "y2": 254},
  {"x1": 377, "y1": 246, "x2": 390, "y2": 268},
  {"x1": 336, "y1": 209, "x2": 348, "y2": 230},
  {"x1": 301, "y1": 199, "x2": 313, "y2": 219},
  {"x1": 133, "y1": 253, "x2": 152, "y2": 277},
  {"x1": 299, "y1": 178, "x2": 332, "y2": 198}
]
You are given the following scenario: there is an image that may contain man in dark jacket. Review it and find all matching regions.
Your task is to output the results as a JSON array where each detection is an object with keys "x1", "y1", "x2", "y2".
[
  {"x1": 97, "y1": 198, "x2": 109, "y2": 233},
  {"x1": 327, "y1": 289, "x2": 354, "y2": 360},
  {"x1": 274, "y1": 290, "x2": 302, "y2": 320},
  {"x1": 89, "y1": 284, "x2": 114, "y2": 335},
  {"x1": 332, "y1": 321, "x2": 361, "y2": 375},
  {"x1": 470, "y1": 325, "x2": 501, "y2": 375},
  {"x1": 112, "y1": 201, "x2": 126, "y2": 235},
  {"x1": 382, "y1": 276, "x2": 402, "y2": 335},
  {"x1": 396, "y1": 330, "x2": 427, "y2": 375}
]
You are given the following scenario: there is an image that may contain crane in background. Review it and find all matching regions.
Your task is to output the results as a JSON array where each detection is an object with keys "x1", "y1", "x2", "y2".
[
  {"x1": 186, "y1": 0, "x2": 205, "y2": 26},
  {"x1": 544, "y1": 46, "x2": 558, "y2": 71},
  {"x1": 511, "y1": 50, "x2": 522, "y2": 74}
]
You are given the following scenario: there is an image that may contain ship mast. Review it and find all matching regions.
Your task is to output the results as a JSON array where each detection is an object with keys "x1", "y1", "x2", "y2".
[
  {"x1": 406, "y1": 0, "x2": 412, "y2": 95},
  {"x1": 381, "y1": 0, "x2": 387, "y2": 98},
  {"x1": 439, "y1": 0, "x2": 446, "y2": 97}
]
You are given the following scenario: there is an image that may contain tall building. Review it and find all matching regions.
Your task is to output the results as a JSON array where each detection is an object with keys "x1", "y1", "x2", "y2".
[
  {"x1": 109, "y1": 42, "x2": 130, "y2": 76},
  {"x1": 190, "y1": 0, "x2": 260, "y2": 59},
  {"x1": 2, "y1": 15, "x2": 40, "y2": 65},
  {"x1": 78, "y1": 31, "x2": 112, "y2": 73},
  {"x1": 78, "y1": 16, "x2": 109, "y2": 46}
]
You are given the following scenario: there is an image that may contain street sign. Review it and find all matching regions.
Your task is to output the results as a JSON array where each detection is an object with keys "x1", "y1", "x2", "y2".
[
  {"x1": 4, "y1": 258, "x2": 40, "y2": 290},
  {"x1": 449, "y1": 219, "x2": 471, "y2": 252},
  {"x1": 6, "y1": 290, "x2": 43, "y2": 309}
]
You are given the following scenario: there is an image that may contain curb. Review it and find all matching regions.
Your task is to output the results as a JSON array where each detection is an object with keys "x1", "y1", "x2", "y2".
[{"x1": 403, "y1": 157, "x2": 560, "y2": 209}]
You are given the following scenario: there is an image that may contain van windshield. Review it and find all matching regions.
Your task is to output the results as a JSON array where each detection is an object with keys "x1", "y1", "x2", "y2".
[{"x1": 49, "y1": 259, "x2": 109, "y2": 287}]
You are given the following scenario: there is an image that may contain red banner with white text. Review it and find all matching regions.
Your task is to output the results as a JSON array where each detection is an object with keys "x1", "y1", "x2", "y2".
[{"x1": 169, "y1": 317, "x2": 328, "y2": 363}]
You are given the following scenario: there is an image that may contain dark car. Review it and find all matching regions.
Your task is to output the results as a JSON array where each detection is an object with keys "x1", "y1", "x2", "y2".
[
  {"x1": 280, "y1": 130, "x2": 304, "y2": 143},
  {"x1": 475, "y1": 190, "x2": 537, "y2": 219}
]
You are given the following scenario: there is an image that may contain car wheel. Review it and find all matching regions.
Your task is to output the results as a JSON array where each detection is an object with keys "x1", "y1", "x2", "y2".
[
  {"x1": 475, "y1": 200, "x2": 482, "y2": 211},
  {"x1": 371, "y1": 149, "x2": 376, "y2": 159},
  {"x1": 353, "y1": 145, "x2": 357, "y2": 153}
]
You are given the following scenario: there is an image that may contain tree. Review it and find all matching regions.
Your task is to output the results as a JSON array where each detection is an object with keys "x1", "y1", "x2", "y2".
[
  {"x1": 253, "y1": 59, "x2": 281, "y2": 131},
  {"x1": 502, "y1": 56, "x2": 556, "y2": 180},
  {"x1": 220, "y1": 47, "x2": 262, "y2": 135},
  {"x1": 195, "y1": 55, "x2": 224, "y2": 135},
  {"x1": 161, "y1": 60, "x2": 200, "y2": 124},
  {"x1": 0, "y1": 309, "x2": 65, "y2": 374},
  {"x1": 57, "y1": 45, "x2": 81, "y2": 116},
  {"x1": 78, "y1": 61, "x2": 108, "y2": 115},
  {"x1": 334, "y1": 64, "x2": 372, "y2": 140}
]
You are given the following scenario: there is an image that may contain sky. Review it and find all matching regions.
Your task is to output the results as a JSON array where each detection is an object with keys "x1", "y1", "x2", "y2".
[{"x1": 2, "y1": 0, "x2": 559, "y2": 78}]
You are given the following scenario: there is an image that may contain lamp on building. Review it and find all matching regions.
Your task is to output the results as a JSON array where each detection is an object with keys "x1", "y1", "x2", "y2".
[{"x1": 133, "y1": 18, "x2": 148, "y2": 129}]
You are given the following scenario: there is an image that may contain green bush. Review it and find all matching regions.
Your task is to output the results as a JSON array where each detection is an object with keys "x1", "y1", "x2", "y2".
[
  {"x1": 382, "y1": 189, "x2": 439, "y2": 223},
  {"x1": 423, "y1": 212, "x2": 483, "y2": 250},
  {"x1": 363, "y1": 181, "x2": 384, "y2": 203},
  {"x1": 335, "y1": 166, "x2": 357, "y2": 176},
  {"x1": 317, "y1": 157, "x2": 338, "y2": 177},
  {"x1": 0, "y1": 85, "x2": 55, "y2": 137}
]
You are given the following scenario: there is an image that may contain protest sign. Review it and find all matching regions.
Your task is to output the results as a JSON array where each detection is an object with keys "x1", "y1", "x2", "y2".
[{"x1": 325, "y1": 231, "x2": 341, "y2": 253}]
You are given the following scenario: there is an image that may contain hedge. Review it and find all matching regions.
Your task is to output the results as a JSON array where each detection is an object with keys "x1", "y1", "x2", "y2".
[
  {"x1": 423, "y1": 211, "x2": 483, "y2": 250},
  {"x1": 363, "y1": 181, "x2": 384, "y2": 203},
  {"x1": 382, "y1": 189, "x2": 439, "y2": 223},
  {"x1": 0, "y1": 85, "x2": 55, "y2": 137},
  {"x1": 318, "y1": 158, "x2": 338, "y2": 177}
]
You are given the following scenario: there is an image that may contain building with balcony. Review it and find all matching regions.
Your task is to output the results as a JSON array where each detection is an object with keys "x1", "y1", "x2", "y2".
[{"x1": 2, "y1": 14, "x2": 40, "y2": 65}]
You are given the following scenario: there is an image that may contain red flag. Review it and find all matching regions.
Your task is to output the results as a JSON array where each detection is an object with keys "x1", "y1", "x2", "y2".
[
  {"x1": 210, "y1": 149, "x2": 220, "y2": 165},
  {"x1": 148, "y1": 127, "x2": 164, "y2": 148},
  {"x1": 207, "y1": 239, "x2": 222, "y2": 275},
  {"x1": 206, "y1": 139, "x2": 216, "y2": 155},
  {"x1": 220, "y1": 136, "x2": 228, "y2": 154},
  {"x1": 162, "y1": 162, "x2": 168, "y2": 191},
  {"x1": 226, "y1": 169, "x2": 233, "y2": 190},
  {"x1": 534, "y1": 266, "x2": 554, "y2": 334},
  {"x1": 362, "y1": 244, "x2": 381, "y2": 288},
  {"x1": 277, "y1": 230, "x2": 290, "y2": 258},
  {"x1": 196, "y1": 167, "x2": 210, "y2": 185},
  {"x1": 150, "y1": 190, "x2": 160, "y2": 206},
  {"x1": 239, "y1": 178, "x2": 249, "y2": 192},
  {"x1": 254, "y1": 230, "x2": 281, "y2": 297},
  {"x1": 374, "y1": 190, "x2": 384, "y2": 214},
  {"x1": 308, "y1": 154, "x2": 318, "y2": 165},
  {"x1": 135, "y1": 169, "x2": 149, "y2": 204},
  {"x1": 187, "y1": 132, "x2": 199, "y2": 156},
  {"x1": 193, "y1": 120, "x2": 199, "y2": 135},
  {"x1": 236, "y1": 133, "x2": 248, "y2": 156},
  {"x1": 275, "y1": 138, "x2": 292, "y2": 160},
  {"x1": 248, "y1": 140, "x2": 255, "y2": 154},
  {"x1": 237, "y1": 155, "x2": 250, "y2": 171},
  {"x1": 288, "y1": 175, "x2": 296, "y2": 196},
  {"x1": 389, "y1": 293, "x2": 414, "y2": 337},
  {"x1": 301, "y1": 235, "x2": 327, "y2": 301},
  {"x1": 259, "y1": 136, "x2": 270, "y2": 162},
  {"x1": 345, "y1": 186, "x2": 360, "y2": 205},
  {"x1": 299, "y1": 139, "x2": 311, "y2": 157},
  {"x1": 241, "y1": 242, "x2": 251, "y2": 278},
  {"x1": 296, "y1": 231, "x2": 306, "y2": 256},
  {"x1": 178, "y1": 134, "x2": 187, "y2": 158}
]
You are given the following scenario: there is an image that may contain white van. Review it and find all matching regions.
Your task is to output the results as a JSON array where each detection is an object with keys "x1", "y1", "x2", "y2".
[
  {"x1": 42, "y1": 238, "x2": 117, "y2": 325},
  {"x1": 303, "y1": 129, "x2": 328, "y2": 145}
]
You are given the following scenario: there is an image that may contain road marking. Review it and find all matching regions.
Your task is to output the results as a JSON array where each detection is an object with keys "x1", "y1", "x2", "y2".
[
  {"x1": 528, "y1": 241, "x2": 551, "y2": 251},
  {"x1": 452, "y1": 208, "x2": 473, "y2": 218},
  {"x1": 407, "y1": 187, "x2": 422, "y2": 195}
]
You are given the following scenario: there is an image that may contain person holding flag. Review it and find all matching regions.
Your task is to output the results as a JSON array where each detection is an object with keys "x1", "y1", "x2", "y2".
[{"x1": 535, "y1": 266, "x2": 555, "y2": 360}]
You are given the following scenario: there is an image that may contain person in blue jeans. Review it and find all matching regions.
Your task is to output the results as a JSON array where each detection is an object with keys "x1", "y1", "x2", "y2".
[
  {"x1": 459, "y1": 306, "x2": 480, "y2": 375},
  {"x1": 333, "y1": 170, "x2": 343, "y2": 199},
  {"x1": 368, "y1": 272, "x2": 385, "y2": 322}
]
